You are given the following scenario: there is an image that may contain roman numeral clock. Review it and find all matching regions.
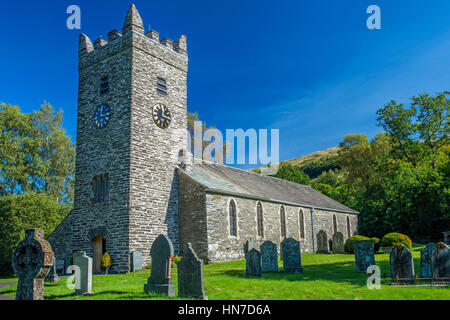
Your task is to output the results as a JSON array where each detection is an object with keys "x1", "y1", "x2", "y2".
[
  {"x1": 152, "y1": 103, "x2": 171, "y2": 129},
  {"x1": 94, "y1": 103, "x2": 111, "y2": 128}
]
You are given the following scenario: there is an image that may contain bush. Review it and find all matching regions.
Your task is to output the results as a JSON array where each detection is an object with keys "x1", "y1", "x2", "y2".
[
  {"x1": 371, "y1": 237, "x2": 380, "y2": 252},
  {"x1": 381, "y1": 233, "x2": 412, "y2": 251},
  {"x1": 344, "y1": 235, "x2": 371, "y2": 253},
  {"x1": 101, "y1": 252, "x2": 111, "y2": 267}
]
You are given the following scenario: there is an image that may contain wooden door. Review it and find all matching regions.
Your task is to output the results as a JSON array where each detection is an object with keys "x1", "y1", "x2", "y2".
[{"x1": 93, "y1": 237, "x2": 103, "y2": 274}]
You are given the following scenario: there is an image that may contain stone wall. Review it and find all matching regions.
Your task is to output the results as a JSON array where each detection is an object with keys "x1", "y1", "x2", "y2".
[
  {"x1": 203, "y1": 192, "x2": 358, "y2": 262},
  {"x1": 127, "y1": 30, "x2": 188, "y2": 268},
  {"x1": 178, "y1": 170, "x2": 208, "y2": 260}
]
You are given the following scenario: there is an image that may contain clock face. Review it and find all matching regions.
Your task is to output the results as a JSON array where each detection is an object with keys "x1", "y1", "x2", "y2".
[
  {"x1": 152, "y1": 104, "x2": 172, "y2": 129},
  {"x1": 94, "y1": 104, "x2": 111, "y2": 128}
]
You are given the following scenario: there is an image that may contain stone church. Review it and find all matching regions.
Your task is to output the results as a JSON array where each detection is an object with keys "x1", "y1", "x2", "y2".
[{"x1": 48, "y1": 4, "x2": 359, "y2": 274}]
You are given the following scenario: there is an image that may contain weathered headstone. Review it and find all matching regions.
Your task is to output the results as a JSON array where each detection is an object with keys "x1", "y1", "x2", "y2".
[
  {"x1": 390, "y1": 245, "x2": 414, "y2": 283},
  {"x1": 332, "y1": 232, "x2": 345, "y2": 254},
  {"x1": 12, "y1": 229, "x2": 54, "y2": 300},
  {"x1": 244, "y1": 238, "x2": 259, "y2": 257},
  {"x1": 45, "y1": 259, "x2": 60, "y2": 283},
  {"x1": 316, "y1": 230, "x2": 329, "y2": 253},
  {"x1": 281, "y1": 238, "x2": 303, "y2": 273},
  {"x1": 144, "y1": 234, "x2": 175, "y2": 297},
  {"x1": 431, "y1": 243, "x2": 450, "y2": 280},
  {"x1": 130, "y1": 250, "x2": 142, "y2": 272},
  {"x1": 420, "y1": 243, "x2": 436, "y2": 278},
  {"x1": 72, "y1": 251, "x2": 93, "y2": 294},
  {"x1": 55, "y1": 259, "x2": 65, "y2": 275},
  {"x1": 260, "y1": 241, "x2": 278, "y2": 272},
  {"x1": 245, "y1": 248, "x2": 262, "y2": 277},
  {"x1": 353, "y1": 240, "x2": 375, "y2": 273},
  {"x1": 178, "y1": 243, "x2": 207, "y2": 300}
]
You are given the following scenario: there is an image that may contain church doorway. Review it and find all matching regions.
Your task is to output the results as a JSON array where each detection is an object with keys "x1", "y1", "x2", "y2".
[{"x1": 92, "y1": 237, "x2": 106, "y2": 274}]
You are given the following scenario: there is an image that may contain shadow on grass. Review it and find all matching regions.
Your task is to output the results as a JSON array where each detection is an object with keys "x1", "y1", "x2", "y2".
[
  {"x1": 211, "y1": 256, "x2": 423, "y2": 285},
  {"x1": 45, "y1": 290, "x2": 179, "y2": 300}
]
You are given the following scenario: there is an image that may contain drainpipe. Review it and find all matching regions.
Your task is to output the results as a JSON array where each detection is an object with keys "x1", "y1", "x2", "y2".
[{"x1": 311, "y1": 207, "x2": 315, "y2": 253}]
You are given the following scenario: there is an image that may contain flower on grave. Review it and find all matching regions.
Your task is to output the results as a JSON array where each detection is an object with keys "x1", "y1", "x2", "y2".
[{"x1": 102, "y1": 252, "x2": 112, "y2": 267}]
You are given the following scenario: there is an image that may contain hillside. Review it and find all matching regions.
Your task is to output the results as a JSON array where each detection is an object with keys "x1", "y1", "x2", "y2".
[{"x1": 251, "y1": 146, "x2": 341, "y2": 180}]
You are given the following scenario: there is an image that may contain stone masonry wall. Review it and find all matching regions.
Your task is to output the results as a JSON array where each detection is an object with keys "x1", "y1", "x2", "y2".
[
  {"x1": 127, "y1": 31, "x2": 188, "y2": 268},
  {"x1": 70, "y1": 32, "x2": 134, "y2": 273},
  {"x1": 178, "y1": 170, "x2": 208, "y2": 261},
  {"x1": 204, "y1": 193, "x2": 359, "y2": 262}
]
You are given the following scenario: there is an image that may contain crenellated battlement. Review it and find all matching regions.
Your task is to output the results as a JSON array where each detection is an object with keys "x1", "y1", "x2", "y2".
[{"x1": 78, "y1": 4, "x2": 187, "y2": 58}]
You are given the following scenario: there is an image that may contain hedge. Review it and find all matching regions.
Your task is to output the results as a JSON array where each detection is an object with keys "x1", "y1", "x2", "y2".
[{"x1": 381, "y1": 233, "x2": 412, "y2": 251}]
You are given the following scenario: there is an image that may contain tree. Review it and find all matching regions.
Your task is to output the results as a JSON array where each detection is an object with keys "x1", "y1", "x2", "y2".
[
  {"x1": 0, "y1": 192, "x2": 68, "y2": 275},
  {"x1": 0, "y1": 104, "x2": 37, "y2": 196},
  {"x1": 32, "y1": 103, "x2": 75, "y2": 203},
  {"x1": 273, "y1": 162, "x2": 310, "y2": 185}
]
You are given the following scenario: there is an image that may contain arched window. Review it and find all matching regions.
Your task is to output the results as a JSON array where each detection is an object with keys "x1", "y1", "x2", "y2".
[
  {"x1": 280, "y1": 205, "x2": 287, "y2": 238},
  {"x1": 299, "y1": 209, "x2": 305, "y2": 239},
  {"x1": 332, "y1": 214, "x2": 337, "y2": 234},
  {"x1": 229, "y1": 200, "x2": 237, "y2": 237},
  {"x1": 346, "y1": 216, "x2": 351, "y2": 237},
  {"x1": 92, "y1": 173, "x2": 109, "y2": 203},
  {"x1": 256, "y1": 202, "x2": 264, "y2": 238}
]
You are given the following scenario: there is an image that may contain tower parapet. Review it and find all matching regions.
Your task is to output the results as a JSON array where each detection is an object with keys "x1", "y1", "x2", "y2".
[
  {"x1": 78, "y1": 4, "x2": 187, "y2": 59},
  {"x1": 123, "y1": 4, "x2": 144, "y2": 34},
  {"x1": 78, "y1": 34, "x2": 94, "y2": 56},
  {"x1": 108, "y1": 30, "x2": 122, "y2": 42},
  {"x1": 94, "y1": 37, "x2": 108, "y2": 49}
]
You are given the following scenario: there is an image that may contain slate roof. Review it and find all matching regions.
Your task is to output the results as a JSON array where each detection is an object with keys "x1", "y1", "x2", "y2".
[{"x1": 180, "y1": 162, "x2": 359, "y2": 214}]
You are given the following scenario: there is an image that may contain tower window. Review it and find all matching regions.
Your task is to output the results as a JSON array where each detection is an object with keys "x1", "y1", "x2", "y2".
[
  {"x1": 157, "y1": 77, "x2": 167, "y2": 96},
  {"x1": 99, "y1": 76, "x2": 109, "y2": 96},
  {"x1": 92, "y1": 173, "x2": 109, "y2": 203}
]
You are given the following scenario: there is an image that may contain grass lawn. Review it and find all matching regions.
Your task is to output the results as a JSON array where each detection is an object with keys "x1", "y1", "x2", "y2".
[{"x1": 1, "y1": 245, "x2": 448, "y2": 300}]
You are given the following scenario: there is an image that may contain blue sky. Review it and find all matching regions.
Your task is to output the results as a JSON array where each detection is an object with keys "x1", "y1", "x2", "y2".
[{"x1": 1, "y1": 0, "x2": 450, "y2": 168}]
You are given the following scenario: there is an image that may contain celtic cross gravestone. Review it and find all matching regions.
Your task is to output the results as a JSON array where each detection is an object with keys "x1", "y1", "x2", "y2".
[{"x1": 12, "y1": 229, "x2": 54, "y2": 300}]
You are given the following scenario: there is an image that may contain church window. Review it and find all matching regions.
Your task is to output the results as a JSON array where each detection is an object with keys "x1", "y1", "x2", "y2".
[
  {"x1": 346, "y1": 216, "x2": 351, "y2": 237},
  {"x1": 157, "y1": 77, "x2": 167, "y2": 96},
  {"x1": 299, "y1": 209, "x2": 305, "y2": 239},
  {"x1": 256, "y1": 202, "x2": 264, "y2": 238},
  {"x1": 92, "y1": 173, "x2": 109, "y2": 203},
  {"x1": 99, "y1": 76, "x2": 109, "y2": 96},
  {"x1": 229, "y1": 199, "x2": 237, "y2": 237},
  {"x1": 280, "y1": 205, "x2": 286, "y2": 238},
  {"x1": 333, "y1": 214, "x2": 337, "y2": 234}
]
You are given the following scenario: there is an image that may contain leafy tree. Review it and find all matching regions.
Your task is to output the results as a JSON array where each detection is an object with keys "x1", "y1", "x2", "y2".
[
  {"x1": 0, "y1": 192, "x2": 68, "y2": 275},
  {"x1": 273, "y1": 162, "x2": 310, "y2": 185}
]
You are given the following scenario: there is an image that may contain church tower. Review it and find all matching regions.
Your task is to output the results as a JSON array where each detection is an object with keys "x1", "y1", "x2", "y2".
[{"x1": 72, "y1": 4, "x2": 188, "y2": 273}]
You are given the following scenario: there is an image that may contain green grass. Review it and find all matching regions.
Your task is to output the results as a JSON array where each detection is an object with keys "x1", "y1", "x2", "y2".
[{"x1": 1, "y1": 246, "x2": 448, "y2": 300}]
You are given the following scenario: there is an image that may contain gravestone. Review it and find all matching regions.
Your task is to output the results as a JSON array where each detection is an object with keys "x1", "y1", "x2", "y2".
[
  {"x1": 353, "y1": 240, "x2": 375, "y2": 273},
  {"x1": 12, "y1": 229, "x2": 54, "y2": 300},
  {"x1": 244, "y1": 238, "x2": 259, "y2": 257},
  {"x1": 332, "y1": 232, "x2": 345, "y2": 254},
  {"x1": 281, "y1": 238, "x2": 303, "y2": 273},
  {"x1": 130, "y1": 250, "x2": 142, "y2": 272},
  {"x1": 316, "y1": 230, "x2": 329, "y2": 253},
  {"x1": 390, "y1": 245, "x2": 414, "y2": 283},
  {"x1": 420, "y1": 243, "x2": 436, "y2": 278},
  {"x1": 144, "y1": 234, "x2": 175, "y2": 297},
  {"x1": 245, "y1": 248, "x2": 262, "y2": 277},
  {"x1": 178, "y1": 243, "x2": 207, "y2": 300},
  {"x1": 431, "y1": 243, "x2": 450, "y2": 280},
  {"x1": 45, "y1": 259, "x2": 60, "y2": 283},
  {"x1": 260, "y1": 241, "x2": 278, "y2": 272},
  {"x1": 72, "y1": 251, "x2": 93, "y2": 294},
  {"x1": 55, "y1": 259, "x2": 65, "y2": 274}
]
